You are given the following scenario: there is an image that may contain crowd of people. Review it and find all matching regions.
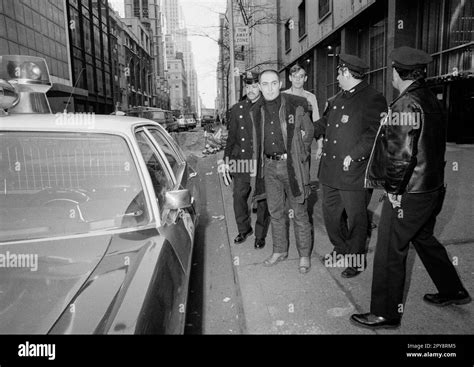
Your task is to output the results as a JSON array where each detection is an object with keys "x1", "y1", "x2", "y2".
[{"x1": 219, "y1": 46, "x2": 471, "y2": 330}]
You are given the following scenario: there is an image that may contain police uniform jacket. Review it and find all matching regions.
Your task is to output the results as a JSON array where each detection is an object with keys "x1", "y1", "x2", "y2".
[
  {"x1": 365, "y1": 80, "x2": 446, "y2": 194},
  {"x1": 314, "y1": 81, "x2": 387, "y2": 190},
  {"x1": 224, "y1": 97, "x2": 258, "y2": 176}
]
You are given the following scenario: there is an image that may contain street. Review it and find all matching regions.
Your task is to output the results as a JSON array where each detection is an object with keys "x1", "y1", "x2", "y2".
[{"x1": 181, "y1": 127, "x2": 474, "y2": 335}]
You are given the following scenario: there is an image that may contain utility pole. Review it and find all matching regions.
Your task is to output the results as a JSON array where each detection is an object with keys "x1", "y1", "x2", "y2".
[{"x1": 228, "y1": 0, "x2": 236, "y2": 107}]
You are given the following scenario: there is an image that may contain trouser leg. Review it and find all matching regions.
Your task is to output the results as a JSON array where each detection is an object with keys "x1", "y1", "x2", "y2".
[
  {"x1": 232, "y1": 174, "x2": 251, "y2": 234},
  {"x1": 322, "y1": 185, "x2": 346, "y2": 254},
  {"x1": 255, "y1": 199, "x2": 271, "y2": 240},
  {"x1": 264, "y1": 160, "x2": 288, "y2": 254},
  {"x1": 340, "y1": 189, "x2": 372, "y2": 255}
]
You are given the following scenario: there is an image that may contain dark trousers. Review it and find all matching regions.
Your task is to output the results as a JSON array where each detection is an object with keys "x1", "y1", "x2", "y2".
[
  {"x1": 232, "y1": 174, "x2": 270, "y2": 239},
  {"x1": 370, "y1": 187, "x2": 466, "y2": 320},
  {"x1": 321, "y1": 184, "x2": 372, "y2": 255},
  {"x1": 264, "y1": 158, "x2": 312, "y2": 257}
]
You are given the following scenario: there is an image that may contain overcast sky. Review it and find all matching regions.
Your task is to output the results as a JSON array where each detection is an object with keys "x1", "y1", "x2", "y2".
[{"x1": 108, "y1": 0, "x2": 226, "y2": 109}]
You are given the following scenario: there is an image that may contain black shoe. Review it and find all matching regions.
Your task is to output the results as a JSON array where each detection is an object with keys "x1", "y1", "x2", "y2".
[
  {"x1": 254, "y1": 238, "x2": 265, "y2": 249},
  {"x1": 341, "y1": 266, "x2": 364, "y2": 278},
  {"x1": 423, "y1": 290, "x2": 471, "y2": 307},
  {"x1": 234, "y1": 228, "x2": 253, "y2": 244},
  {"x1": 350, "y1": 313, "x2": 400, "y2": 329}
]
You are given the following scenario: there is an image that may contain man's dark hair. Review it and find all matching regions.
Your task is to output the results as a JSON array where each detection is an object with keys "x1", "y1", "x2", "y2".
[
  {"x1": 258, "y1": 69, "x2": 280, "y2": 82},
  {"x1": 290, "y1": 63, "x2": 306, "y2": 75},
  {"x1": 394, "y1": 66, "x2": 426, "y2": 81}
]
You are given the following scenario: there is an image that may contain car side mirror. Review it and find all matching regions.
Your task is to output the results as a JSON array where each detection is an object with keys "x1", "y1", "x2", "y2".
[{"x1": 163, "y1": 189, "x2": 193, "y2": 210}]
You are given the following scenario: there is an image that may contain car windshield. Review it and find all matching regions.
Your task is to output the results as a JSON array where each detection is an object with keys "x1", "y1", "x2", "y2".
[{"x1": 0, "y1": 132, "x2": 149, "y2": 242}]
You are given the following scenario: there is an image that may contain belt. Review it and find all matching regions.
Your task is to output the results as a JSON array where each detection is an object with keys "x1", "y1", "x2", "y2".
[{"x1": 266, "y1": 153, "x2": 287, "y2": 160}]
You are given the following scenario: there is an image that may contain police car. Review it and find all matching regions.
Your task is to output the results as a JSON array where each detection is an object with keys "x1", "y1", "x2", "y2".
[{"x1": 0, "y1": 55, "x2": 199, "y2": 334}]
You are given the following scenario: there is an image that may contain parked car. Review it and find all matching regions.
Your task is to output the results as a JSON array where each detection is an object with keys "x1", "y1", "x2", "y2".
[
  {"x1": 201, "y1": 114, "x2": 215, "y2": 126},
  {"x1": 177, "y1": 114, "x2": 187, "y2": 131},
  {"x1": 0, "y1": 55, "x2": 199, "y2": 334},
  {"x1": 184, "y1": 114, "x2": 197, "y2": 130}
]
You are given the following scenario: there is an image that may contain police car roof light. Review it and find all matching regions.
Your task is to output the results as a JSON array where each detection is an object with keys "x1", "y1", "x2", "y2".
[{"x1": 0, "y1": 55, "x2": 51, "y2": 86}]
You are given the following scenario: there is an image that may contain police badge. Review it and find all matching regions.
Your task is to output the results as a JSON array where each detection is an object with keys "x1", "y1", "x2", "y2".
[{"x1": 341, "y1": 114, "x2": 349, "y2": 123}]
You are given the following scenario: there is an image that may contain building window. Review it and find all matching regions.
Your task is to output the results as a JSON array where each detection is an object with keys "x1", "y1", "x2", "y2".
[
  {"x1": 285, "y1": 19, "x2": 291, "y2": 52},
  {"x1": 421, "y1": 0, "x2": 473, "y2": 77},
  {"x1": 319, "y1": 0, "x2": 332, "y2": 22},
  {"x1": 298, "y1": 0, "x2": 306, "y2": 39}
]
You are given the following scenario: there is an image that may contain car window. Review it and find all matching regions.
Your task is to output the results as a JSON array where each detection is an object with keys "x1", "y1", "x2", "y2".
[
  {"x1": 135, "y1": 131, "x2": 173, "y2": 211},
  {"x1": 147, "y1": 128, "x2": 183, "y2": 175},
  {"x1": 0, "y1": 132, "x2": 149, "y2": 242}
]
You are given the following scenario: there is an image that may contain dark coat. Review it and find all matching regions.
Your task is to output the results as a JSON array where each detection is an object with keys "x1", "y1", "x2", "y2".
[
  {"x1": 314, "y1": 81, "x2": 387, "y2": 190},
  {"x1": 252, "y1": 93, "x2": 314, "y2": 202},
  {"x1": 223, "y1": 97, "x2": 265, "y2": 199},
  {"x1": 365, "y1": 80, "x2": 446, "y2": 194}
]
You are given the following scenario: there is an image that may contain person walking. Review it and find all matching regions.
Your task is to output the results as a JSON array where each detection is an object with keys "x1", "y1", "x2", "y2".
[
  {"x1": 221, "y1": 71, "x2": 270, "y2": 249},
  {"x1": 283, "y1": 63, "x2": 323, "y2": 158},
  {"x1": 313, "y1": 54, "x2": 387, "y2": 278},
  {"x1": 256, "y1": 69, "x2": 314, "y2": 273},
  {"x1": 351, "y1": 46, "x2": 471, "y2": 329}
]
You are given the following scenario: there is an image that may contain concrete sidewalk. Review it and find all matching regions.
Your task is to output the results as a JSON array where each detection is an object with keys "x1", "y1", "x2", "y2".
[{"x1": 216, "y1": 143, "x2": 474, "y2": 334}]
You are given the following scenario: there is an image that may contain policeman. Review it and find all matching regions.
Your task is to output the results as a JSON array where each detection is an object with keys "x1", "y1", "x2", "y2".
[
  {"x1": 314, "y1": 54, "x2": 387, "y2": 278},
  {"x1": 351, "y1": 47, "x2": 471, "y2": 329},
  {"x1": 221, "y1": 71, "x2": 270, "y2": 248}
]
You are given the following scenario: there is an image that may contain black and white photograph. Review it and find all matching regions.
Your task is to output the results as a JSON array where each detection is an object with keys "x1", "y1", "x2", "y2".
[{"x1": 0, "y1": 0, "x2": 473, "y2": 363}]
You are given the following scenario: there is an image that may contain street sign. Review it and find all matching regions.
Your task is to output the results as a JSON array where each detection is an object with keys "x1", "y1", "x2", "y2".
[{"x1": 235, "y1": 26, "x2": 249, "y2": 46}]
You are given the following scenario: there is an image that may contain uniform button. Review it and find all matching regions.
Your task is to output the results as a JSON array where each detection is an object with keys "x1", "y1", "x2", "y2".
[
  {"x1": 271, "y1": 132, "x2": 274, "y2": 135},
  {"x1": 332, "y1": 155, "x2": 336, "y2": 159},
  {"x1": 325, "y1": 138, "x2": 328, "y2": 142},
  {"x1": 239, "y1": 115, "x2": 243, "y2": 118},
  {"x1": 241, "y1": 138, "x2": 245, "y2": 141},
  {"x1": 271, "y1": 121, "x2": 274, "y2": 124},
  {"x1": 240, "y1": 105, "x2": 243, "y2": 109},
  {"x1": 334, "y1": 140, "x2": 337, "y2": 144},
  {"x1": 341, "y1": 106, "x2": 345, "y2": 109},
  {"x1": 272, "y1": 143, "x2": 275, "y2": 145},
  {"x1": 336, "y1": 124, "x2": 339, "y2": 127},
  {"x1": 333, "y1": 106, "x2": 336, "y2": 109},
  {"x1": 362, "y1": 157, "x2": 365, "y2": 159},
  {"x1": 241, "y1": 126, "x2": 244, "y2": 129},
  {"x1": 323, "y1": 153, "x2": 327, "y2": 156},
  {"x1": 242, "y1": 149, "x2": 245, "y2": 152}
]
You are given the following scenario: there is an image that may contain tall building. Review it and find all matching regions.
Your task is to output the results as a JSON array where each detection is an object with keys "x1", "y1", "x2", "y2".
[
  {"x1": 167, "y1": 51, "x2": 187, "y2": 112},
  {"x1": 276, "y1": 0, "x2": 473, "y2": 143},
  {"x1": 162, "y1": 0, "x2": 198, "y2": 113},
  {"x1": 0, "y1": 0, "x2": 74, "y2": 113},
  {"x1": 124, "y1": 0, "x2": 170, "y2": 108}
]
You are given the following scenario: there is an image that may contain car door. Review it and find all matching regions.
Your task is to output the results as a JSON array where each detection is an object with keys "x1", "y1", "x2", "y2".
[{"x1": 134, "y1": 129, "x2": 192, "y2": 333}]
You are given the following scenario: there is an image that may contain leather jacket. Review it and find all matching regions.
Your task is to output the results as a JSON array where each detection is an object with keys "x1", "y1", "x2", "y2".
[{"x1": 365, "y1": 80, "x2": 446, "y2": 194}]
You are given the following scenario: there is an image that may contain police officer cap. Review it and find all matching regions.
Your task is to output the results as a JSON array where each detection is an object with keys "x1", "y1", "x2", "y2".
[
  {"x1": 390, "y1": 46, "x2": 433, "y2": 70},
  {"x1": 244, "y1": 71, "x2": 259, "y2": 84},
  {"x1": 338, "y1": 54, "x2": 369, "y2": 74}
]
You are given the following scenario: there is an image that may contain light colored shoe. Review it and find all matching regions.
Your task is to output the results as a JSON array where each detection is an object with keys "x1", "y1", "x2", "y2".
[
  {"x1": 299, "y1": 256, "x2": 311, "y2": 274},
  {"x1": 263, "y1": 252, "x2": 288, "y2": 267}
]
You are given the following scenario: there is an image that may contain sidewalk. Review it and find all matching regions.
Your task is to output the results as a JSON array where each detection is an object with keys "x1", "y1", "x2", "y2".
[{"x1": 216, "y1": 143, "x2": 474, "y2": 334}]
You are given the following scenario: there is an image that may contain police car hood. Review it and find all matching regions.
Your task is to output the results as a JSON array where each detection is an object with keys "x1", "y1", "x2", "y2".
[{"x1": 0, "y1": 233, "x2": 113, "y2": 334}]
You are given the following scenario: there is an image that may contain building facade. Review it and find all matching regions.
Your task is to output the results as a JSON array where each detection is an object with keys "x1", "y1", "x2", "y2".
[
  {"x1": 276, "y1": 0, "x2": 473, "y2": 143},
  {"x1": 0, "y1": 0, "x2": 74, "y2": 112},
  {"x1": 167, "y1": 51, "x2": 187, "y2": 112}
]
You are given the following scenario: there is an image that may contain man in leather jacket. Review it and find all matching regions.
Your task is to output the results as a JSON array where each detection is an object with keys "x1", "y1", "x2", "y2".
[{"x1": 351, "y1": 47, "x2": 471, "y2": 329}]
